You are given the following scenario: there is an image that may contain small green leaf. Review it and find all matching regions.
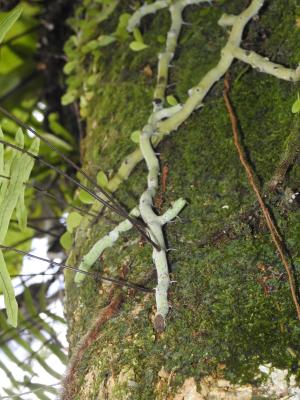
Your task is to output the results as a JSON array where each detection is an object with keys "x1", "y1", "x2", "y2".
[
  {"x1": 98, "y1": 35, "x2": 116, "y2": 47},
  {"x1": 133, "y1": 27, "x2": 143, "y2": 43},
  {"x1": 85, "y1": 91, "x2": 94, "y2": 101},
  {"x1": 96, "y1": 171, "x2": 109, "y2": 188},
  {"x1": 0, "y1": 5, "x2": 23, "y2": 45},
  {"x1": 292, "y1": 97, "x2": 300, "y2": 114},
  {"x1": 67, "y1": 75, "x2": 82, "y2": 90},
  {"x1": 157, "y1": 35, "x2": 165, "y2": 44},
  {"x1": 87, "y1": 75, "x2": 98, "y2": 86},
  {"x1": 78, "y1": 189, "x2": 94, "y2": 204},
  {"x1": 63, "y1": 61, "x2": 78, "y2": 75},
  {"x1": 130, "y1": 130, "x2": 141, "y2": 143},
  {"x1": 115, "y1": 13, "x2": 130, "y2": 40},
  {"x1": 82, "y1": 39, "x2": 99, "y2": 54},
  {"x1": 80, "y1": 95, "x2": 87, "y2": 109},
  {"x1": 61, "y1": 90, "x2": 77, "y2": 105},
  {"x1": 66, "y1": 212, "x2": 82, "y2": 233},
  {"x1": 60, "y1": 231, "x2": 73, "y2": 250},
  {"x1": 166, "y1": 95, "x2": 178, "y2": 106},
  {"x1": 129, "y1": 41, "x2": 148, "y2": 52}
]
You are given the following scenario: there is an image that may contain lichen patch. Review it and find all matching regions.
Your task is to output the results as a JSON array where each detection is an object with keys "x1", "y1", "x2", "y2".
[{"x1": 174, "y1": 377, "x2": 203, "y2": 400}]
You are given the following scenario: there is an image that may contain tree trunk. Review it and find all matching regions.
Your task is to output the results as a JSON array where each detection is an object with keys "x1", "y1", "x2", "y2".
[{"x1": 62, "y1": 1, "x2": 300, "y2": 398}]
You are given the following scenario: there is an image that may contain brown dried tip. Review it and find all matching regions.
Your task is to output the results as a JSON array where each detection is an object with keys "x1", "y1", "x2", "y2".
[{"x1": 154, "y1": 314, "x2": 165, "y2": 333}]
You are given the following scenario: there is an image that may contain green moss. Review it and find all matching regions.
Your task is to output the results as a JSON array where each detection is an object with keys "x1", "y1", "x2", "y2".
[{"x1": 63, "y1": 0, "x2": 300, "y2": 397}]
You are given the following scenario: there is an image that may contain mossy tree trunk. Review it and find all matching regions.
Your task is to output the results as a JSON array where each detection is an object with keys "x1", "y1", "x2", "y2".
[{"x1": 63, "y1": 1, "x2": 300, "y2": 398}]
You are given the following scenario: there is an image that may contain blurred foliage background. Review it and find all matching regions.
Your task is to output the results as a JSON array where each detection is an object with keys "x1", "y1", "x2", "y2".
[{"x1": 0, "y1": 1, "x2": 82, "y2": 398}]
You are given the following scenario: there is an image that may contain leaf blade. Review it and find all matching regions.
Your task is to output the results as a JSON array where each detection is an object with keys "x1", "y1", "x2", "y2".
[
  {"x1": 0, "y1": 250, "x2": 18, "y2": 327},
  {"x1": 129, "y1": 41, "x2": 148, "y2": 51},
  {"x1": 0, "y1": 5, "x2": 23, "y2": 45}
]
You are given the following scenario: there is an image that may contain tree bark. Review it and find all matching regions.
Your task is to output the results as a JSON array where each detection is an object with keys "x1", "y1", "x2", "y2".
[{"x1": 62, "y1": 1, "x2": 300, "y2": 398}]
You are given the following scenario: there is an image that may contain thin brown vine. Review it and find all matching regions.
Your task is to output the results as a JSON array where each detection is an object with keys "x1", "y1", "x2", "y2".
[{"x1": 223, "y1": 75, "x2": 300, "y2": 321}]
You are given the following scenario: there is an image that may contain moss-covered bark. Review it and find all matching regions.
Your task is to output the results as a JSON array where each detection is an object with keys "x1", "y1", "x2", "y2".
[{"x1": 63, "y1": 1, "x2": 300, "y2": 398}]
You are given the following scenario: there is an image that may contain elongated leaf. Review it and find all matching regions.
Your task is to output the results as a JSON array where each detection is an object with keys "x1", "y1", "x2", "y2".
[
  {"x1": 28, "y1": 135, "x2": 40, "y2": 156},
  {"x1": 46, "y1": 341, "x2": 67, "y2": 364},
  {"x1": 36, "y1": 392, "x2": 52, "y2": 400},
  {"x1": 23, "y1": 286, "x2": 39, "y2": 316},
  {"x1": 1, "y1": 342, "x2": 34, "y2": 375},
  {"x1": 16, "y1": 188, "x2": 27, "y2": 231},
  {"x1": 0, "y1": 126, "x2": 3, "y2": 176},
  {"x1": 0, "y1": 136, "x2": 39, "y2": 244},
  {"x1": 25, "y1": 381, "x2": 59, "y2": 396},
  {"x1": 0, "y1": 130, "x2": 40, "y2": 326},
  {"x1": 24, "y1": 318, "x2": 51, "y2": 345},
  {"x1": 44, "y1": 310, "x2": 66, "y2": 325},
  {"x1": 34, "y1": 392, "x2": 52, "y2": 400},
  {"x1": 3, "y1": 387, "x2": 23, "y2": 400},
  {"x1": 0, "y1": 5, "x2": 23, "y2": 44},
  {"x1": 32, "y1": 354, "x2": 62, "y2": 379},
  {"x1": 133, "y1": 27, "x2": 143, "y2": 43},
  {"x1": 15, "y1": 127, "x2": 24, "y2": 148},
  {"x1": 22, "y1": 291, "x2": 63, "y2": 354},
  {"x1": 0, "y1": 250, "x2": 18, "y2": 327},
  {"x1": 115, "y1": 13, "x2": 130, "y2": 40},
  {"x1": 98, "y1": 34, "x2": 116, "y2": 47},
  {"x1": 0, "y1": 63, "x2": 33, "y2": 98},
  {"x1": 13, "y1": 333, "x2": 64, "y2": 377},
  {"x1": 6, "y1": 330, "x2": 34, "y2": 355},
  {"x1": 15, "y1": 137, "x2": 40, "y2": 231},
  {"x1": 0, "y1": 360, "x2": 20, "y2": 388}
]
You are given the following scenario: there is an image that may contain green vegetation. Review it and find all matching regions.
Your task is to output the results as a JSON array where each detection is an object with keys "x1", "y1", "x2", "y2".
[
  {"x1": 0, "y1": 0, "x2": 300, "y2": 399},
  {"x1": 0, "y1": 128, "x2": 40, "y2": 326}
]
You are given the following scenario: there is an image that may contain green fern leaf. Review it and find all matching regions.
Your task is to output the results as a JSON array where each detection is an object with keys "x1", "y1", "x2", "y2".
[
  {"x1": 0, "y1": 250, "x2": 18, "y2": 327},
  {"x1": 0, "y1": 5, "x2": 23, "y2": 45}
]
